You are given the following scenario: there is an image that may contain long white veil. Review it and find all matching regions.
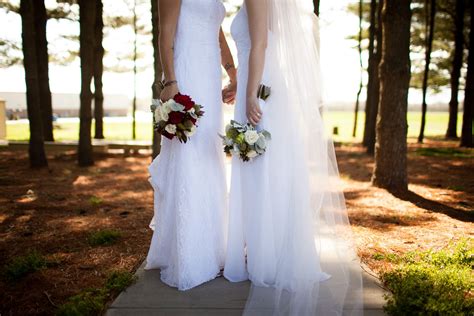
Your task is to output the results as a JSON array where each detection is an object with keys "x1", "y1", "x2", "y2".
[{"x1": 240, "y1": 0, "x2": 364, "y2": 314}]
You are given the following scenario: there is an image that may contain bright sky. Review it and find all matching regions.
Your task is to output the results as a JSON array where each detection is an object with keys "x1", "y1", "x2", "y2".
[{"x1": 0, "y1": 0, "x2": 448, "y2": 105}]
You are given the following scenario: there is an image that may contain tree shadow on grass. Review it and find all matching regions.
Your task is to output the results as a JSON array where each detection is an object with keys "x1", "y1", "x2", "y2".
[
  {"x1": 392, "y1": 190, "x2": 474, "y2": 223},
  {"x1": 350, "y1": 210, "x2": 438, "y2": 232}
]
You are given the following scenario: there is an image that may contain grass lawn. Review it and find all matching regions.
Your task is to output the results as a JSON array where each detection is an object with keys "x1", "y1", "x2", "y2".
[{"x1": 6, "y1": 111, "x2": 465, "y2": 143}]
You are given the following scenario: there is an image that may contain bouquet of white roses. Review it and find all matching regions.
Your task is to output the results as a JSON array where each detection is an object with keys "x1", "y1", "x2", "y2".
[
  {"x1": 221, "y1": 120, "x2": 271, "y2": 162},
  {"x1": 151, "y1": 93, "x2": 204, "y2": 143}
]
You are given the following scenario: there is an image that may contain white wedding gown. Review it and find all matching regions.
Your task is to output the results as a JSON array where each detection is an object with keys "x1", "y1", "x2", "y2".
[
  {"x1": 145, "y1": 0, "x2": 228, "y2": 291},
  {"x1": 225, "y1": 2, "x2": 363, "y2": 315}
]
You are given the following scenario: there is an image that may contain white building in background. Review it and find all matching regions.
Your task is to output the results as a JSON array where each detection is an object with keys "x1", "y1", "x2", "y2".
[{"x1": 0, "y1": 92, "x2": 147, "y2": 119}]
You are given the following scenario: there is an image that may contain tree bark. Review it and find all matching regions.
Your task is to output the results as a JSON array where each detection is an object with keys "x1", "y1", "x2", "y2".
[
  {"x1": 78, "y1": 0, "x2": 96, "y2": 166},
  {"x1": 363, "y1": 0, "x2": 377, "y2": 147},
  {"x1": 372, "y1": 0, "x2": 411, "y2": 192},
  {"x1": 132, "y1": 0, "x2": 138, "y2": 140},
  {"x1": 353, "y1": 0, "x2": 363, "y2": 138},
  {"x1": 33, "y1": 0, "x2": 54, "y2": 142},
  {"x1": 364, "y1": 0, "x2": 383, "y2": 154},
  {"x1": 151, "y1": 0, "x2": 162, "y2": 159},
  {"x1": 460, "y1": 1, "x2": 473, "y2": 147},
  {"x1": 446, "y1": 0, "x2": 465, "y2": 139},
  {"x1": 94, "y1": 0, "x2": 104, "y2": 139},
  {"x1": 20, "y1": 0, "x2": 48, "y2": 168},
  {"x1": 313, "y1": 0, "x2": 320, "y2": 16},
  {"x1": 418, "y1": 0, "x2": 436, "y2": 143}
]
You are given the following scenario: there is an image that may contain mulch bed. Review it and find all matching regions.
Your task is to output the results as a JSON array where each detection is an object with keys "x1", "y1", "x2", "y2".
[{"x1": 0, "y1": 139, "x2": 472, "y2": 315}]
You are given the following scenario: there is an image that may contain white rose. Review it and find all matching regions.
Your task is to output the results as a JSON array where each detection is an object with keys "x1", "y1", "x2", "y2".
[
  {"x1": 247, "y1": 150, "x2": 258, "y2": 159},
  {"x1": 244, "y1": 130, "x2": 259, "y2": 145},
  {"x1": 154, "y1": 107, "x2": 163, "y2": 122},
  {"x1": 165, "y1": 124, "x2": 177, "y2": 135},
  {"x1": 160, "y1": 106, "x2": 169, "y2": 121},
  {"x1": 161, "y1": 99, "x2": 175, "y2": 115},
  {"x1": 184, "y1": 125, "x2": 197, "y2": 137}
]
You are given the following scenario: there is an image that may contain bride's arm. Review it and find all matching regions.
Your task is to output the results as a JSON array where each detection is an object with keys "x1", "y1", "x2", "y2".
[
  {"x1": 219, "y1": 28, "x2": 237, "y2": 104},
  {"x1": 245, "y1": 0, "x2": 268, "y2": 126},
  {"x1": 159, "y1": 0, "x2": 181, "y2": 101}
]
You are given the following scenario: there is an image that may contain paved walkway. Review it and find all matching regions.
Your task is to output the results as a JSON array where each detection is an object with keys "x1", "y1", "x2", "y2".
[{"x1": 106, "y1": 262, "x2": 388, "y2": 316}]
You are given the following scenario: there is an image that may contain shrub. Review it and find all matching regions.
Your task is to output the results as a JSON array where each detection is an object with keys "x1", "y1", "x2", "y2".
[
  {"x1": 56, "y1": 288, "x2": 106, "y2": 316},
  {"x1": 105, "y1": 270, "x2": 137, "y2": 294},
  {"x1": 3, "y1": 250, "x2": 48, "y2": 281},
  {"x1": 381, "y1": 239, "x2": 474, "y2": 315},
  {"x1": 57, "y1": 271, "x2": 136, "y2": 316},
  {"x1": 87, "y1": 230, "x2": 121, "y2": 247}
]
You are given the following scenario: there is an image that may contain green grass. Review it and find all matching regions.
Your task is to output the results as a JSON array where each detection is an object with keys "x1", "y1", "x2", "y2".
[
  {"x1": 325, "y1": 111, "x2": 464, "y2": 143},
  {"x1": 6, "y1": 112, "x2": 464, "y2": 143},
  {"x1": 87, "y1": 230, "x2": 122, "y2": 247},
  {"x1": 56, "y1": 270, "x2": 136, "y2": 316},
  {"x1": 6, "y1": 121, "x2": 153, "y2": 142},
  {"x1": 88, "y1": 195, "x2": 103, "y2": 206},
  {"x1": 2, "y1": 250, "x2": 48, "y2": 281},
  {"x1": 414, "y1": 147, "x2": 473, "y2": 158},
  {"x1": 381, "y1": 239, "x2": 474, "y2": 315}
]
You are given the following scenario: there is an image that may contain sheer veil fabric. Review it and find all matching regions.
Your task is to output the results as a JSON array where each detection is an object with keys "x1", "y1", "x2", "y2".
[{"x1": 224, "y1": 0, "x2": 364, "y2": 314}]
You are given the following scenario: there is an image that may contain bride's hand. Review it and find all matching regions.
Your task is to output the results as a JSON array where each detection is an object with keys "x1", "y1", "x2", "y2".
[
  {"x1": 222, "y1": 81, "x2": 237, "y2": 104},
  {"x1": 246, "y1": 96, "x2": 262, "y2": 126},
  {"x1": 160, "y1": 84, "x2": 179, "y2": 102}
]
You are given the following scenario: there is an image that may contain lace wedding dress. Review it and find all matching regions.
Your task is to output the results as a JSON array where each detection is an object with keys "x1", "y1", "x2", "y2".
[
  {"x1": 224, "y1": 1, "x2": 364, "y2": 314},
  {"x1": 145, "y1": 0, "x2": 228, "y2": 291}
]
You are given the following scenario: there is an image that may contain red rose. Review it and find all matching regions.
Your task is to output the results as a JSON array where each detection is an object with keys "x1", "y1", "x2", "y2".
[
  {"x1": 189, "y1": 117, "x2": 197, "y2": 124},
  {"x1": 174, "y1": 93, "x2": 195, "y2": 111},
  {"x1": 168, "y1": 111, "x2": 185, "y2": 124},
  {"x1": 162, "y1": 130, "x2": 174, "y2": 140}
]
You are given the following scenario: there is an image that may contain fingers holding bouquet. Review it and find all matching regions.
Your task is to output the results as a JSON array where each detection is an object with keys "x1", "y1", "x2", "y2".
[
  {"x1": 246, "y1": 96, "x2": 263, "y2": 126},
  {"x1": 160, "y1": 80, "x2": 179, "y2": 102}
]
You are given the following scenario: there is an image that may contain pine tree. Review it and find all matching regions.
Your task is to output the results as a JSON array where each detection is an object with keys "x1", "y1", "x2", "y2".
[{"x1": 372, "y1": 0, "x2": 412, "y2": 192}]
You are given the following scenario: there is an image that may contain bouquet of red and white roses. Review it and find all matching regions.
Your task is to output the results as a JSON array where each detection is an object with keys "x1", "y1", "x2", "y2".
[{"x1": 151, "y1": 93, "x2": 204, "y2": 143}]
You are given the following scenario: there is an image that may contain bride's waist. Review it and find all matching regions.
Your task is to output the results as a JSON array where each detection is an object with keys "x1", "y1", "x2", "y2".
[{"x1": 174, "y1": 42, "x2": 220, "y2": 60}]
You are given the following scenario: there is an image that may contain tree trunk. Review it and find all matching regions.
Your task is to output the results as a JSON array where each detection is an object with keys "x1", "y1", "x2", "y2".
[
  {"x1": 460, "y1": 1, "x2": 474, "y2": 148},
  {"x1": 20, "y1": 0, "x2": 48, "y2": 168},
  {"x1": 418, "y1": 0, "x2": 436, "y2": 143},
  {"x1": 353, "y1": 0, "x2": 363, "y2": 138},
  {"x1": 313, "y1": 0, "x2": 320, "y2": 16},
  {"x1": 94, "y1": 0, "x2": 104, "y2": 139},
  {"x1": 363, "y1": 0, "x2": 377, "y2": 147},
  {"x1": 372, "y1": 0, "x2": 411, "y2": 192},
  {"x1": 151, "y1": 0, "x2": 162, "y2": 159},
  {"x1": 33, "y1": 0, "x2": 54, "y2": 142},
  {"x1": 365, "y1": 0, "x2": 383, "y2": 154},
  {"x1": 78, "y1": 0, "x2": 96, "y2": 166},
  {"x1": 446, "y1": 0, "x2": 465, "y2": 139},
  {"x1": 132, "y1": 0, "x2": 138, "y2": 140}
]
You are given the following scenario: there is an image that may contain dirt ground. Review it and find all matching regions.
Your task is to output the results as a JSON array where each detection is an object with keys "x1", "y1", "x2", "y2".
[{"x1": 0, "y1": 139, "x2": 472, "y2": 315}]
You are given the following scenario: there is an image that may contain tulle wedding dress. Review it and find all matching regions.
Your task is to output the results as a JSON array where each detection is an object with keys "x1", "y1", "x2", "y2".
[
  {"x1": 145, "y1": 0, "x2": 228, "y2": 291},
  {"x1": 224, "y1": 1, "x2": 364, "y2": 314}
]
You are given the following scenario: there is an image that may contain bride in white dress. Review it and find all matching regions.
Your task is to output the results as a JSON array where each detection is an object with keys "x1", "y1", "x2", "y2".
[
  {"x1": 224, "y1": 0, "x2": 364, "y2": 314},
  {"x1": 145, "y1": 0, "x2": 236, "y2": 291}
]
